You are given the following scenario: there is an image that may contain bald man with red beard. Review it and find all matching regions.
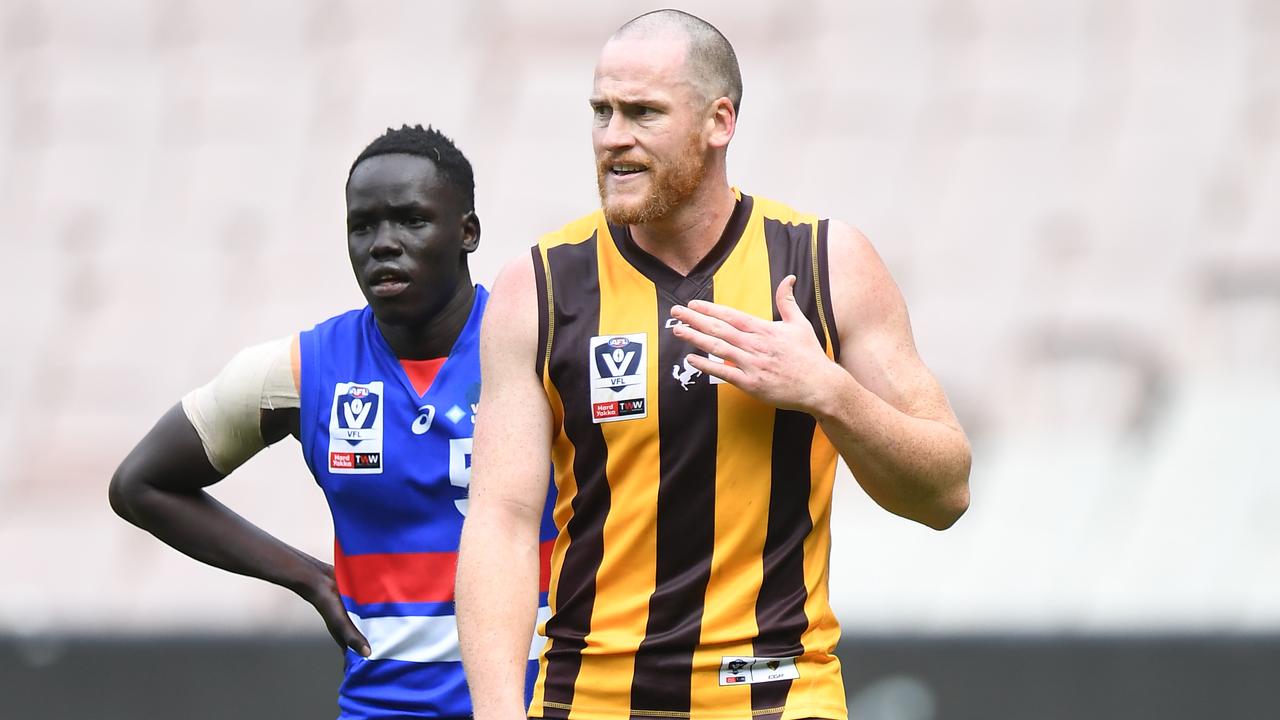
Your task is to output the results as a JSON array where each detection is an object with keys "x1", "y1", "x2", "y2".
[{"x1": 457, "y1": 10, "x2": 972, "y2": 720}]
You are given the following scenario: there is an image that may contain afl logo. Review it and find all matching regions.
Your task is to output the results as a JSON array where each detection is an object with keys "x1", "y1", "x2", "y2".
[
  {"x1": 337, "y1": 386, "x2": 380, "y2": 431},
  {"x1": 609, "y1": 337, "x2": 629, "y2": 348}
]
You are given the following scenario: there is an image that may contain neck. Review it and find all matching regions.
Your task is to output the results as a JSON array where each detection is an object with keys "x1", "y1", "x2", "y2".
[
  {"x1": 376, "y1": 281, "x2": 475, "y2": 360},
  {"x1": 630, "y1": 179, "x2": 737, "y2": 276}
]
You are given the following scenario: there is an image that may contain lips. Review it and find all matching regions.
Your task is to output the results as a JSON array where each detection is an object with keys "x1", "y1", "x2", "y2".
[
  {"x1": 601, "y1": 156, "x2": 650, "y2": 181},
  {"x1": 366, "y1": 266, "x2": 412, "y2": 298}
]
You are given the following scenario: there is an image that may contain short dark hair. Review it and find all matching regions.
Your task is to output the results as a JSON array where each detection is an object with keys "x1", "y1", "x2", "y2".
[
  {"x1": 615, "y1": 9, "x2": 743, "y2": 113},
  {"x1": 348, "y1": 124, "x2": 475, "y2": 212}
]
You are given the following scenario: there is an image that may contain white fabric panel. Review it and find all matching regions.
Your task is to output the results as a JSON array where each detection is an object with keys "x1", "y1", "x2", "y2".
[{"x1": 351, "y1": 606, "x2": 552, "y2": 663}]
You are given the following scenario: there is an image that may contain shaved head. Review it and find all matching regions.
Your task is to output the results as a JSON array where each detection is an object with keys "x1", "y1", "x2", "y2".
[{"x1": 611, "y1": 9, "x2": 742, "y2": 113}]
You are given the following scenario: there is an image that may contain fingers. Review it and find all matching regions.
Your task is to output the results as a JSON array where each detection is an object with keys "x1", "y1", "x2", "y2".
[
  {"x1": 334, "y1": 610, "x2": 370, "y2": 657},
  {"x1": 774, "y1": 275, "x2": 804, "y2": 324},
  {"x1": 671, "y1": 317, "x2": 745, "y2": 364},
  {"x1": 314, "y1": 589, "x2": 371, "y2": 657},
  {"x1": 685, "y1": 353, "x2": 747, "y2": 386},
  {"x1": 681, "y1": 297, "x2": 764, "y2": 333}
]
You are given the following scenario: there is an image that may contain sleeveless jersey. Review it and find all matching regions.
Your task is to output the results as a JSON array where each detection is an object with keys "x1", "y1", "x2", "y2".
[
  {"x1": 528, "y1": 193, "x2": 847, "y2": 720},
  {"x1": 299, "y1": 286, "x2": 557, "y2": 719}
]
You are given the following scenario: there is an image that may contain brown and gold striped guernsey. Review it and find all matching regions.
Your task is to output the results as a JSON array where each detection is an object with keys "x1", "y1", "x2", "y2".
[{"x1": 529, "y1": 191, "x2": 847, "y2": 720}]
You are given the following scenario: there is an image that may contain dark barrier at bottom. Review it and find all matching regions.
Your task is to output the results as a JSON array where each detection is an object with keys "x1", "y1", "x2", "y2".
[{"x1": 2, "y1": 634, "x2": 1277, "y2": 719}]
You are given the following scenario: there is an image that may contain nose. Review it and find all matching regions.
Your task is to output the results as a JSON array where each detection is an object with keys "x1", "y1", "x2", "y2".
[
  {"x1": 369, "y1": 221, "x2": 405, "y2": 260},
  {"x1": 600, "y1": 112, "x2": 635, "y2": 152}
]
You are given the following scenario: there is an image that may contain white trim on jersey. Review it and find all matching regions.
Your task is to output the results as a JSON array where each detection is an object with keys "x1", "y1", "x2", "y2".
[{"x1": 350, "y1": 605, "x2": 552, "y2": 663}]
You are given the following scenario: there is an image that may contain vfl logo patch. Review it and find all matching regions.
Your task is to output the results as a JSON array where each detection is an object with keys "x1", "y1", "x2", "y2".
[
  {"x1": 589, "y1": 333, "x2": 647, "y2": 423},
  {"x1": 718, "y1": 656, "x2": 800, "y2": 687},
  {"x1": 328, "y1": 381, "x2": 384, "y2": 474}
]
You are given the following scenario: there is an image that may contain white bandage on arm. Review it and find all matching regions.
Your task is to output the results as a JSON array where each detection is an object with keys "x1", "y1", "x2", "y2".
[{"x1": 180, "y1": 335, "x2": 301, "y2": 475}]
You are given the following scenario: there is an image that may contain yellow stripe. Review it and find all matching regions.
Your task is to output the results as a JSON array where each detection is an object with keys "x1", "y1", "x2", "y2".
[
  {"x1": 784, "y1": 433, "x2": 844, "y2": 717},
  {"x1": 530, "y1": 380, "x2": 576, "y2": 718},
  {"x1": 567, "y1": 218, "x2": 661, "y2": 718},
  {"x1": 689, "y1": 209, "x2": 775, "y2": 719}
]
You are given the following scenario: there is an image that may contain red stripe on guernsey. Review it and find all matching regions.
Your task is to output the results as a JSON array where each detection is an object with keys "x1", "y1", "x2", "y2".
[{"x1": 334, "y1": 538, "x2": 556, "y2": 605}]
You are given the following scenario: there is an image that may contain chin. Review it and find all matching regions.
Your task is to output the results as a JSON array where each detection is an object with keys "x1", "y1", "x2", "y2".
[
  {"x1": 366, "y1": 295, "x2": 412, "y2": 322},
  {"x1": 602, "y1": 196, "x2": 652, "y2": 226}
]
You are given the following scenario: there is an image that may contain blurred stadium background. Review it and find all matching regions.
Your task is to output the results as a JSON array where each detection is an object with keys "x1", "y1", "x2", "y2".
[{"x1": 2, "y1": 0, "x2": 1277, "y2": 717}]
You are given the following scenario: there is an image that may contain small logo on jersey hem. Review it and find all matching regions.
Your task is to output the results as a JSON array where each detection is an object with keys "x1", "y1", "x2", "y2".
[{"x1": 718, "y1": 656, "x2": 800, "y2": 686}]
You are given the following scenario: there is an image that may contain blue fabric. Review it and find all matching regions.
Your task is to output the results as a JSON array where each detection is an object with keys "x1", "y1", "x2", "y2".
[{"x1": 297, "y1": 287, "x2": 557, "y2": 718}]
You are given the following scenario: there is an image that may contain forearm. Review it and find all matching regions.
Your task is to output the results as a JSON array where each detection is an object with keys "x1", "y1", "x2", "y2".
[
  {"x1": 456, "y1": 501, "x2": 542, "y2": 720},
  {"x1": 109, "y1": 403, "x2": 329, "y2": 601},
  {"x1": 112, "y1": 479, "x2": 329, "y2": 598},
  {"x1": 812, "y1": 367, "x2": 971, "y2": 529}
]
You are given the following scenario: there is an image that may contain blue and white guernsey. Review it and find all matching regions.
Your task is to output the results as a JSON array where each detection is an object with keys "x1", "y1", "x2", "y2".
[{"x1": 299, "y1": 286, "x2": 557, "y2": 719}]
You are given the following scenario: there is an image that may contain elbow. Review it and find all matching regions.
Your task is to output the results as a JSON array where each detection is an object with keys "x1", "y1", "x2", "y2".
[
  {"x1": 108, "y1": 468, "x2": 132, "y2": 521},
  {"x1": 923, "y1": 452, "x2": 972, "y2": 531},
  {"x1": 108, "y1": 461, "x2": 144, "y2": 524},
  {"x1": 922, "y1": 483, "x2": 969, "y2": 531}
]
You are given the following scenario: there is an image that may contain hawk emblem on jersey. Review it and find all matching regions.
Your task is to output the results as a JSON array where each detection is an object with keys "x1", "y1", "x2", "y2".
[
  {"x1": 671, "y1": 354, "x2": 726, "y2": 390},
  {"x1": 588, "y1": 333, "x2": 647, "y2": 423},
  {"x1": 673, "y1": 357, "x2": 702, "y2": 390},
  {"x1": 328, "y1": 381, "x2": 384, "y2": 474}
]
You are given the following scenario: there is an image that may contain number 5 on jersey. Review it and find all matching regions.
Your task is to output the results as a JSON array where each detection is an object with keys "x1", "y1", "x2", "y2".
[{"x1": 449, "y1": 437, "x2": 473, "y2": 515}]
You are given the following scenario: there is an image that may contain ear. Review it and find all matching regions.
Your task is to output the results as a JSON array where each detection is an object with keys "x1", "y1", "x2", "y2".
[
  {"x1": 706, "y1": 96, "x2": 736, "y2": 150},
  {"x1": 461, "y1": 211, "x2": 480, "y2": 253}
]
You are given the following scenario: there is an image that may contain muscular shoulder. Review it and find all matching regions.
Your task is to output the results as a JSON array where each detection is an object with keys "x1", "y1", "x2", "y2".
[
  {"x1": 825, "y1": 220, "x2": 910, "y2": 346},
  {"x1": 483, "y1": 253, "x2": 541, "y2": 362}
]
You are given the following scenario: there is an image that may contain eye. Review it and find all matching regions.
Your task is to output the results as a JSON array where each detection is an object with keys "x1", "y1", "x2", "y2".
[
  {"x1": 348, "y1": 221, "x2": 372, "y2": 235},
  {"x1": 404, "y1": 216, "x2": 428, "y2": 228},
  {"x1": 591, "y1": 104, "x2": 612, "y2": 123}
]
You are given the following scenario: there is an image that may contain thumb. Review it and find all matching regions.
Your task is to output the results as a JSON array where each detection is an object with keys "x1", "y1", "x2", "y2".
[{"x1": 775, "y1": 275, "x2": 803, "y2": 323}]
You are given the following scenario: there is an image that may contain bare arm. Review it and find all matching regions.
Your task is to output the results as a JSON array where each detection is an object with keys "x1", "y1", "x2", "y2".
[
  {"x1": 671, "y1": 221, "x2": 970, "y2": 530},
  {"x1": 812, "y1": 222, "x2": 970, "y2": 528},
  {"x1": 108, "y1": 339, "x2": 369, "y2": 655},
  {"x1": 457, "y1": 255, "x2": 554, "y2": 720},
  {"x1": 458, "y1": 254, "x2": 552, "y2": 712}
]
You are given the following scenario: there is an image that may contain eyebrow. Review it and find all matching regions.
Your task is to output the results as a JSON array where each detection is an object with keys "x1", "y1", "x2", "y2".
[{"x1": 588, "y1": 95, "x2": 667, "y2": 110}]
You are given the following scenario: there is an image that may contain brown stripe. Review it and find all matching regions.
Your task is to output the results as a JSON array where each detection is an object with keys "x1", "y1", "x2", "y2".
[
  {"x1": 532, "y1": 246, "x2": 551, "y2": 379},
  {"x1": 763, "y1": 217, "x2": 827, "y2": 349},
  {"x1": 815, "y1": 219, "x2": 841, "y2": 361},
  {"x1": 628, "y1": 285, "x2": 718, "y2": 715},
  {"x1": 750, "y1": 221, "x2": 823, "y2": 715},
  {"x1": 540, "y1": 234, "x2": 611, "y2": 715}
]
